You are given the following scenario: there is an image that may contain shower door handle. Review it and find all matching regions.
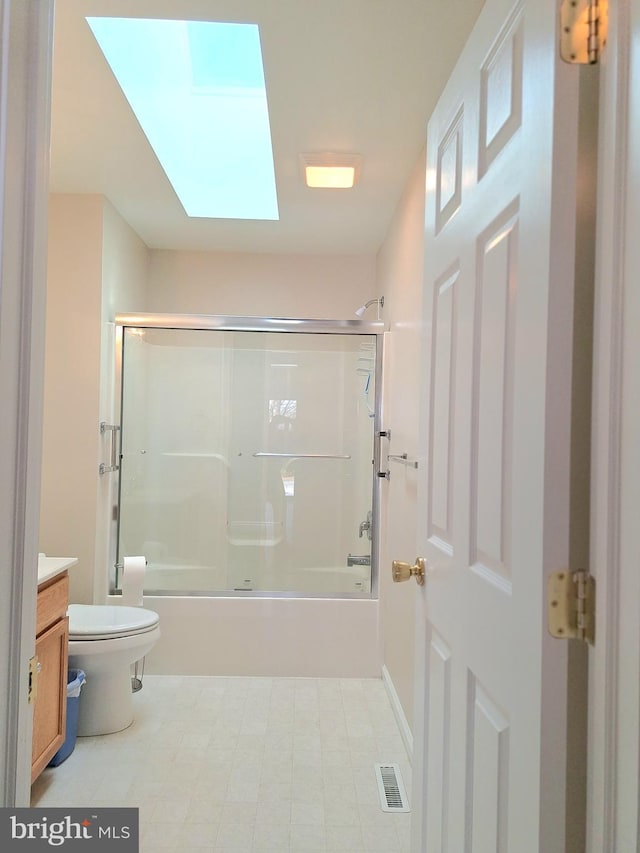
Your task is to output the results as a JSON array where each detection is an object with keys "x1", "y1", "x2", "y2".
[
  {"x1": 99, "y1": 422, "x2": 121, "y2": 475},
  {"x1": 392, "y1": 557, "x2": 426, "y2": 586},
  {"x1": 375, "y1": 429, "x2": 391, "y2": 480}
]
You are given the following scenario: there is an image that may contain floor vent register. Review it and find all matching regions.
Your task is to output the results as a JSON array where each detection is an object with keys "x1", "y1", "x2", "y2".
[{"x1": 374, "y1": 763, "x2": 410, "y2": 812}]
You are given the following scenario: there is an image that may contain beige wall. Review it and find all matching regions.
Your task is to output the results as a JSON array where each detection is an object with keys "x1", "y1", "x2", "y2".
[
  {"x1": 40, "y1": 194, "x2": 148, "y2": 604},
  {"x1": 40, "y1": 195, "x2": 104, "y2": 604},
  {"x1": 146, "y1": 249, "x2": 376, "y2": 320},
  {"x1": 94, "y1": 199, "x2": 149, "y2": 600},
  {"x1": 102, "y1": 198, "x2": 150, "y2": 322},
  {"x1": 376, "y1": 148, "x2": 427, "y2": 737}
]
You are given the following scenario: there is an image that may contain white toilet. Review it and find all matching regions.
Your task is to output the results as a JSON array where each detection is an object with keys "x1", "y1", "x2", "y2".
[{"x1": 67, "y1": 604, "x2": 160, "y2": 736}]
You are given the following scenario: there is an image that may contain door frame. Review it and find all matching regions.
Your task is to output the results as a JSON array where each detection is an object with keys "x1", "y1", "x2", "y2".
[
  {"x1": 1, "y1": 2, "x2": 637, "y2": 847},
  {"x1": 588, "y1": 0, "x2": 639, "y2": 848},
  {"x1": 0, "y1": 0, "x2": 53, "y2": 806}
]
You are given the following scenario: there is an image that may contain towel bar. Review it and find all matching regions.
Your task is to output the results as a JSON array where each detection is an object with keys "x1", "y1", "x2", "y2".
[{"x1": 388, "y1": 453, "x2": 419, "y2": 469}]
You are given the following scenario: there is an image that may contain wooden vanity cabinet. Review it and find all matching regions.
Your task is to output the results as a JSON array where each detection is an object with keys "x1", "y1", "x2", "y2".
[{"x1": 31, "y1": 571, "x2": 69, "y2": 782}]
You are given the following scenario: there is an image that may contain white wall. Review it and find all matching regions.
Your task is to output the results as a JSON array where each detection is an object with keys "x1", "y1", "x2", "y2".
[
  {"x1": 146, "y1": 249, "x2": 376, "y2": 320},
  {"x1": 376, "y1": 148, "x2": 427, "y2": 736}
]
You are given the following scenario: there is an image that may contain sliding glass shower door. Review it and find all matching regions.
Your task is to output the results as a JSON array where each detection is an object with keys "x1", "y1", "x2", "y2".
[{"x1": 116, "y1": 323, "x2": 379, "y2": 597}]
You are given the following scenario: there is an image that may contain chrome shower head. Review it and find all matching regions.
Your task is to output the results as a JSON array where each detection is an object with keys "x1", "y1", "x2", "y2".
[{"x1": 355, "y1": 296, "x2": 384, "y2": 318}]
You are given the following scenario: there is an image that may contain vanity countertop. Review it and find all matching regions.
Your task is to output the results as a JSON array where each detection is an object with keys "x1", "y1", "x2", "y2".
[{"x1": 37, "y1": 555, "x2": 78, "y2": 586}]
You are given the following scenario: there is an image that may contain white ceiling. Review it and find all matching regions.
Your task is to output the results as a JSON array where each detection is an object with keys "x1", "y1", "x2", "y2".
[{"x1": 50, "y1": 0, "x2": 484, "y2": 254}]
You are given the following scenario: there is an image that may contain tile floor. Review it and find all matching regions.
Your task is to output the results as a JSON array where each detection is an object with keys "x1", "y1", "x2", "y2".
[{"x1": 31, "y1": 676, "x2": 412, "y2": 852}]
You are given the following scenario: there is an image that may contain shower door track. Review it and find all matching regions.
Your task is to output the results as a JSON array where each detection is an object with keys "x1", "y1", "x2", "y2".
[{"x1": 115, "y1": 312, "x2": 384, "y2": 336}]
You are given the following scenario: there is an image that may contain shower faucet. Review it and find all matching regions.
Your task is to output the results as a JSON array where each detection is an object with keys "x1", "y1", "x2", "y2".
[{"x1": 358, "y1": 510, "x2": 373, "y2": 540}]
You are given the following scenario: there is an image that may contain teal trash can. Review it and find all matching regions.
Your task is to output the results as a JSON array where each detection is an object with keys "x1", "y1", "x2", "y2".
[{"x1": 48, "y1": 668, "x2": 85, "y2": 767}]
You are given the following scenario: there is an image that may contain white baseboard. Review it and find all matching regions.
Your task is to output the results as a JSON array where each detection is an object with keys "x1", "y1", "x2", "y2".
[{"x1": 382, "y1": 664, "x2": 413, "y2": 762}]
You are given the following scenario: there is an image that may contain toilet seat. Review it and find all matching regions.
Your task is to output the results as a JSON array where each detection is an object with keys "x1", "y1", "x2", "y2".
[{"x1": 68, "y1": 604, "x2": 159, "y2": 640}]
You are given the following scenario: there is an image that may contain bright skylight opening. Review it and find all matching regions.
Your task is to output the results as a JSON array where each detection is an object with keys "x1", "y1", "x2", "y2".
[{"x1": 86, "y1": 17, "x2": 279, "y2": 220}]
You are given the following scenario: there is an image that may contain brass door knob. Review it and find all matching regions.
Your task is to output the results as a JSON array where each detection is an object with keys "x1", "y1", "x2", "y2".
[{"x1": 392, "y1": 557, "x2": 426, "y2": 585}]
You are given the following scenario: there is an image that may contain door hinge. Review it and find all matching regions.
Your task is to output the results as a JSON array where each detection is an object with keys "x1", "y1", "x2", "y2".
[
  {"x1": 560, "y1": 0, "x2": 608, "y2": 65},
  {"x1": 28, "y1": 655, "x2": 40, "y2": 705},
  {"x1": 548, "y1": 570, "x2": 595, "y2": 645}
]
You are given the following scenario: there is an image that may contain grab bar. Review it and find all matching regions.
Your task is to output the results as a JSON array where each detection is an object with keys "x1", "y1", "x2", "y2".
[
  {"x1": 388, "y1": 453, "x2": 419, "y2": 469},
  {"x1": 99, "y1": 422, "x2": 121, "y2": 475},
  {"x1": 253, "y1": 452, "x2": 351, "y2": 459}
]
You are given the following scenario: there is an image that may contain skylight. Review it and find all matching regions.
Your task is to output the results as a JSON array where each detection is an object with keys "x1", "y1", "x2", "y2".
[{"x1": 86, "y1": 17, "x2": 279, "y2": 220}]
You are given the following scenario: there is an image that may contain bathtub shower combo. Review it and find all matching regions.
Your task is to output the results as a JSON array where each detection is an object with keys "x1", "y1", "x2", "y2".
[{"x1": 108, "y1": 315, "x2": 384, "y2": 603}]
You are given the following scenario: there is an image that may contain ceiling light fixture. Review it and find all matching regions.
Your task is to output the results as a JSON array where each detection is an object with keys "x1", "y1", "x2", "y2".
[{"x1": 301, "y1": 153, "x2": 362, "y2": 189}]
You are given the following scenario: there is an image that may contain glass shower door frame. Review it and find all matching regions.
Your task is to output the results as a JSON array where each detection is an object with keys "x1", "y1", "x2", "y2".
[{"x1": 110, "y1": 313, "x2": 386, "y2": 599}]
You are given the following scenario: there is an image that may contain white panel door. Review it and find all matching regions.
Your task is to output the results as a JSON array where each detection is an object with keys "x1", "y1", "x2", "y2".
[{"x1": 410, "y1": 1, "x2": 582, "y2": 850}]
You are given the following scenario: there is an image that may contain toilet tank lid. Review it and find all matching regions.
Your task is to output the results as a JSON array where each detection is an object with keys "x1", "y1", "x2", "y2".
[{"x1": 67, "y1": 603, "x2": 159, "y2": 635}]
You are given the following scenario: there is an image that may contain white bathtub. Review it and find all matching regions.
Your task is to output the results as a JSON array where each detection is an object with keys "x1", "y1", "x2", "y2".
[
  {"x1": 109, "y1": 562, "x2": 379, "y2": 677},
  {"x1": 115, "y1": 594, "x2": 380, "y2": 678}
]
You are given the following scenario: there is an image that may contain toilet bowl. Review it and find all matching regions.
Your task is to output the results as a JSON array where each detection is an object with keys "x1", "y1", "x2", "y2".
[{"x1": 67, "y1": 604, "x2": 160, "y2": 736}]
